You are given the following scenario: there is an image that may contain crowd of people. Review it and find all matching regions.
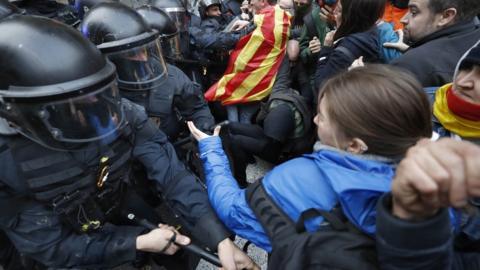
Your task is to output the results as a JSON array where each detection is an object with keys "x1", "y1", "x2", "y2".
[{"x1": 0, "y1": 0, "x2": 479, "y2": 269}]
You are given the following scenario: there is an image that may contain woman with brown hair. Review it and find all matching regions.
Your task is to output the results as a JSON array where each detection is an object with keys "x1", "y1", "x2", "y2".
[
  {"x1": 188, "y1": 64, "x2": 432, "y2": 251},
  {"x1": 314, "y1": 0, "x2": 386, "y2": 93}
]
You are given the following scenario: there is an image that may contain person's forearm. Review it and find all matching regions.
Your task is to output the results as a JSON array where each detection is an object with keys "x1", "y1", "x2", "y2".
[
  {"x1": 5, "y1": 216, "x2": 143, "y2": 269},
  {"x1": 198, "y1": 136, "x2": 242, "y2": 216},
  {"x1": 376, "y1": 194, "x2": 453, "y2": 270}
]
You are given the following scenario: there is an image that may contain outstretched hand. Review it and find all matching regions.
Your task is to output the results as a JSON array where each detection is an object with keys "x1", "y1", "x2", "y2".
[
  {"x1": 187, "y1": 121, "x2": 221, "y2": 142},
  {"x1": 231, "y1": 20, "x2": 250, "y2": 32},
  {"x1": 383, "y1": 29, "x2": 409, "y2": 52}
]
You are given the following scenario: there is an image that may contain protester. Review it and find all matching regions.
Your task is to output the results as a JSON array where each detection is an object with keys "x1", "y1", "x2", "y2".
[
  {"x1": 299, "y1": 0, "x2": 329, "y2": 67},
  {"x1": 188, "y1": 64, "x2": 432, "y2": 251},
  {"x1": 313, "y1": 0, "x2": 385, "y2": 93},
  {"x1": 390, "y1": 0, "x2": 480, "y2": 87},
  {"x1": 222, "y1": 53, "x2": 315, "y2": 187},
  {"x1": 428, "y1": 41, "x2": 480, "y2": 144},
  {"x1": 204, "y1": 0, "x2": 291, "y2": 123},
  {"x1": 376, "y1": 138, "x2": 480, "y2": 269}
]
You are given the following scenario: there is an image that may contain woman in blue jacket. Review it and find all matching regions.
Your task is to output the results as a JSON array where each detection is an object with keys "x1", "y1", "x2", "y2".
[
  {"x1": 314, "y1": 0, "x2": 386, "y2": 91},
  {"x1": 188, "y1": 65, "x2": 432, "y2": 251}
]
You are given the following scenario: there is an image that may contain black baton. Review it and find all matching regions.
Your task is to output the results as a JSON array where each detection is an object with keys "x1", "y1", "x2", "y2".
[{"x1": 127, "y1": 213, "x2": 223, "y2": 267}]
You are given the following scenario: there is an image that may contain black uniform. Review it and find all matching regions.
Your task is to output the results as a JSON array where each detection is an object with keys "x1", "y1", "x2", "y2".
[
  {"x1": 121, "y1": 64, "x2": 215, "y2": 140},
  {"x1": 0, "y1": 14, "x2": 229, "y2": 269},
  {"x1": 0, "y1": 100, "x2": 229, "y2": 268}
]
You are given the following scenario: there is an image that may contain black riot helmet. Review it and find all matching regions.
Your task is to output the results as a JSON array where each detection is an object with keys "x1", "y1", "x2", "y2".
[
  {"x1": 80, "y1": 2, "x2": 168, "y2": 91},
  {"x1": 73, "y1": 0, "x2": 117, "y2": 20},
  {"x1": 136, "y1": 5, "x2": 183, "y2": 62},
  {"x1": 149, "y1": 0, "x2": 187, "y2": 32},
  {"x1": 0, "y1": 16, "x2": 124, "y2": 150},
  {"x1": 222, "y1": 0, "x2": 241, "y2": 16},
  {"x1": 136, "y1": 5, "x2": 178, "y2": 38},
  {"x1": 148, "y1": 0, "x2": 190, "y2": 61},
  {"x1": 0, "y1": 0, "x2": 24, "y2": 20},
  {"x1": 198, "y1": 0, "x2": 221, "y2": 19},
  {"x1": 12, "y1": 0, "x2": 80, "y2": 26}
]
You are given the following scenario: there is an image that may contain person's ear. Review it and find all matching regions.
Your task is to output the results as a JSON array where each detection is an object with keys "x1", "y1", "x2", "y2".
[
  {"x1": 346, "y1": 138, "x2": 368, "y2": 154},
  {"x1": 437, "y1": 8, "x2": 457, "y2": 28}
]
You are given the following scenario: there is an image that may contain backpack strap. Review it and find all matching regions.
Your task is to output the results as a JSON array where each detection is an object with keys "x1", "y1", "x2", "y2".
[
  {"x1": 245, "y1": 180, "x2": 296, "y2": 241},
  {"x1": 335, "y1": 46, "x2": 356, "y2": 62}
]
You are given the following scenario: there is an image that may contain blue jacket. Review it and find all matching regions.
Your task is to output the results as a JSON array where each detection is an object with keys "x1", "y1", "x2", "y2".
[
  {"x1": 377, "y1": 22, "x2": 402, "y2": 63},
  {"x1": 199, "y1": 136, "x2": 394, "y2": 251}
]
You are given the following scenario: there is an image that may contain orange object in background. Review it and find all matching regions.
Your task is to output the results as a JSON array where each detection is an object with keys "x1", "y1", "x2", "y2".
[{"x1": 383, "y1": 1, "x2": 408, "y2": 30}]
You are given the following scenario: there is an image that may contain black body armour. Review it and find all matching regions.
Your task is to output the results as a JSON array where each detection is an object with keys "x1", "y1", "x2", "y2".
[
  {"x1": 8, "y1": 128, "x2": 133, "y2": 233},
  {"x1": 121, "y1": 84, "x2": 178, "y2": 138}
]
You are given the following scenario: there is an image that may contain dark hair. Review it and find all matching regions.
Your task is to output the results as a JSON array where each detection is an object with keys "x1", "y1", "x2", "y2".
[
  {"x1": 319, "y1": 65, "x2": 432, "y2": 160},
  {"x1": 334, "y1": 0, "x2": 387, "y2": 41},
  {"x1": 428, "y1": 0, "x2": 480, "y2": 23}
]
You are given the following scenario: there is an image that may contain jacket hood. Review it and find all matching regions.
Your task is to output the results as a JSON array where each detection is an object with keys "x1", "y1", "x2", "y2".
[{"x1": 453, "y1": 39, "x2": 480, "y2": 80}]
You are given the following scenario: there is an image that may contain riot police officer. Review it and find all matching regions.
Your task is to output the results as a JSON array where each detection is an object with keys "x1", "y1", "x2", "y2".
[
  {"x1": 148, "y1": 0, "x2": 205, "y2": 84},
  {"x1": 222, "y1": 0, "x2": 242, "y2": 16},
  {"x1": 0, "y1": 15, "x2": 255, "y2": 270},
  {"x1": 80, "y1": 2, "x2": 215, "y2": 140},
  {"x1": 193, "y1": 0, "x2": 255, "y2": 86}
]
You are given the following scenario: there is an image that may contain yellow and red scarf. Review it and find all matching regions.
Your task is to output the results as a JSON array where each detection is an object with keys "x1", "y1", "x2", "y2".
[
  {"x1": 433, "y1": 83, "x2": 480, "y2": 138},
  {"x1": 204, "y1": 5, "x2": 291, "y2": 105}
]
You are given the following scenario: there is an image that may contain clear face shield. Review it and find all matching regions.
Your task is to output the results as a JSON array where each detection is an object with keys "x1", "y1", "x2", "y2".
[
  {"x1": 161, "y1": 6, "x2": 190, "y2": 61},
  {"x1": 6, "y1": 81, "x2": 126, "y2": 150},
  {"x1": 164, "y1": 6, "x2": 188, "y2": 32},
  {"x1": 107, "y1": 38, "x2": 168, "y2": 91},
  {"x1": 40, "y1": 84, "x2": 124, "y2": 143}
]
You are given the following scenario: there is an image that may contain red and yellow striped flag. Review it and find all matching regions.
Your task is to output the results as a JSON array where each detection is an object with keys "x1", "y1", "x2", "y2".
[{"x1": 205, "y1": 5, "x2": 291, "y2": 105}]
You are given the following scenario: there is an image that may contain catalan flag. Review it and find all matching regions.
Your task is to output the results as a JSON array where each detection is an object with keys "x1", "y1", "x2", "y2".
[{"x1": 205, "y1": 5, "x2": 291, "y2": 105}]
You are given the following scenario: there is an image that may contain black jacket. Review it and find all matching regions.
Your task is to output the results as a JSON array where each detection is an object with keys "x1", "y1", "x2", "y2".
[
  {"x1": 0, "y1": 99, "x2": 229, "y2": 268},
  {"x1": 391, "y1": 18, "x2": 480, "y2": 87},
  {"x1": 314, "y1": 27, "x2": 379, "y2": 92},
  {"x1": 121, "y1": 64, "x2": 215, "y2": 139},
  {"x1": 376, "y1": 194, "x2": 480, "y2": 270}
]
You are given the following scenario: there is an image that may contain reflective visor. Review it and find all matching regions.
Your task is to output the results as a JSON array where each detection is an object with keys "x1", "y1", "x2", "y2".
[
  {"x1": 164, "y1": 8, "x2": 188, "y2": 32},
  {"x1": 40, "y1": 82, "x2": 124, "y2": 143},
  {"x1": 107, "y1": 38, "x2": 167, "y2": 91}
]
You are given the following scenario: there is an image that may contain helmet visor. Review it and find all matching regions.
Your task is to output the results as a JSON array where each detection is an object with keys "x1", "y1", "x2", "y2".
[
  {"x1": 39, "y1": 82, "x2": 124, "y2": 143},
  {"x1": 107, "y1": 38, "x2": 167, "y2": 91},
  {"x1": 164, "y1": 7, "x2": 188, "y2": 32}
]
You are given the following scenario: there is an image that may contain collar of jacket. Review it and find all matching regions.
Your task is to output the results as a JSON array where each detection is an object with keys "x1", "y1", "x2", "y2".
[
  {"x1": 313, "y1": 141, "x2": 396, "y2": 164},
  {"x1": 409, "y1": 18, "x2": 480, "y2": 48}
]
